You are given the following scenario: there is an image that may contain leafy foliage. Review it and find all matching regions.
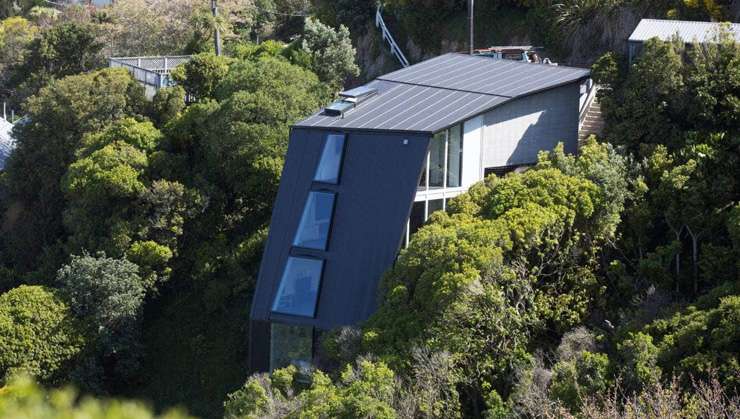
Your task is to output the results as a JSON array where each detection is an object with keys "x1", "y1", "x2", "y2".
[
  {"x1": 3, "y1": 68, "x2": 145, "y2": 274},
  {"x1": 0, "y1": 374, "x2": 193, "y2": 419},
  {"x1": 0, "y1": 285, "x2": 85, "y2": 384},
  {"x1": 7, "y1": 22, "x2": 105, "y2": 104},
  {"x1": 298, "y1": 17, "x2": 359, "y2": 89},
  {"x1": 363, "y1": 140, "x2": 629, "y2": 410}
]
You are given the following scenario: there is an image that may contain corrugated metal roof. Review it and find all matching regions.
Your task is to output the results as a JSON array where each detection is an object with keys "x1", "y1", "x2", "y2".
[
  {"x1": 0, "y1": 118, "x2": 14, "y2": 171},
  {"x1": 628, "y1": 19, "x2": 740, "y2": 43},
  {"x1": 296, "y1": 53, "x2": 590, "y2": 133}
]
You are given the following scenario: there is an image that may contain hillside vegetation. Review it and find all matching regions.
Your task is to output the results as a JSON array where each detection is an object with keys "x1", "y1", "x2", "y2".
[{"x1": 0, "y1": 1, "x2": 738, "y2": 418}]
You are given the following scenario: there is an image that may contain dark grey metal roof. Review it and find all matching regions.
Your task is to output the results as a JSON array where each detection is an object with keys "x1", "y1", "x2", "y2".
[
  {"x1": 296, "y1": 53, "x2": 590, "y2": 133},
  {"x1": 0, "y1": 118, "x2": 15, "y2": 171},
  {"x1": 629, "y1": 19, "x2": 740, "y2": 43}
]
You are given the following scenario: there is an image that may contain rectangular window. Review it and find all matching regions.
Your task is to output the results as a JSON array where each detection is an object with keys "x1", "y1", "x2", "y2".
[
  {"x1": 409, "y1": 201, "x2": 425, "y2": 236},
  {"x1": 428, "y1": 199, "x2": 443, "y2": 218},
  {"x1": 293, "y1": 191, "x2": 336, "y2": 250},
  {"x1": 271, "y1": 257, "x2": 324, "y2": 318},
  {"x1": 314, "y1": 133, "x2": 346, "y2": 184},
  {"x1": 270, "y1": 323, "x2": 313, "y2": 371},
  {"x1": 447, "y1": 124, "x2": 463, "y2": 187},
  {"x1": 429, "y1": 131, "x2": 445, "y2": 188},
  {"x1": 484, "y1": 165, "x2": 518, "y2": 178}
]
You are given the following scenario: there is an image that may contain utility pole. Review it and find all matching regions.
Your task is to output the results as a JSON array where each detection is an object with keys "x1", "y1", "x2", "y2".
[
  {"x1": 211, "y1": 0, "x2": 222, "y2": 56},
  {"x1": 469, "y1": 0, "x2": 475, "y2": 54}
]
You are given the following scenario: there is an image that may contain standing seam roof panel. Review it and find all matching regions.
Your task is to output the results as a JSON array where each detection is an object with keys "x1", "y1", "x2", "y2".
[
  {"x1": 378, "y1": 53, "x2": 590, "y2": 97},
  {"x1": 628, "y1": 19, "x2": 740, "y2": 43},
  {"x1": 294, "y1": 53, "x2": 590, "y2": 133}
]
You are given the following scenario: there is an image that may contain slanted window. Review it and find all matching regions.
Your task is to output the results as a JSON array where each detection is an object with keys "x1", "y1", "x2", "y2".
[
  {"x1": 314, "y1": 133, "x2": 346, "y2": 184},
  {"x1": 271, "y1": 257, "x2": 324, "y2": 318},
  {"x1": 293, "y1": 191, "x2": 336, "y2": 250}
]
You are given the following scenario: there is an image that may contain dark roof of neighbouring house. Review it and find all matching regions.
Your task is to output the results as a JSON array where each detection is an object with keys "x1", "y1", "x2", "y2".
[
  {"x1": 628, "y1": 19, "x2": 740, "y2": 44},
  {"x1": 296, "y1": 53, "x2": 590, "y2": 133},
  {"x1": 0, "y1": 118, "x2": 14, "y2": 171}
]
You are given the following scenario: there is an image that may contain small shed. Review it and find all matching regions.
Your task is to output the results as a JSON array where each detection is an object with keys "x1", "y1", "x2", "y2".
[{"x1": 628, "y1": 19, "x2": 740, "y2": 62}]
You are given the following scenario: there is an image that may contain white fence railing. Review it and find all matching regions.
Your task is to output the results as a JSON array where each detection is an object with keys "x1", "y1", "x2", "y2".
[
  {"x1": 109, "y1": 56, "x2": 191, "y2": 89},
  {"x1": 376, "y1": 6, "x2": 410, "y2": 68},
  {"x1": 578, "y1": 79, "x2": 599, "y2": 128}
]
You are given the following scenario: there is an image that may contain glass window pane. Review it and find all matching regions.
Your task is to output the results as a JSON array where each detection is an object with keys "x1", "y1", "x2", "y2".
[
  {"x1": 428, "y1": 199, "x2": 443, "y2": 218},
  {"x1": 418, "y1": 157, "x2": 427, "y2": 190},
  {"x1": 293, "y1": 191, "x2": 335, "y2": 250},
  {"x1": 314, "y1": 134, "x2": 345, "y2": 184},
  {"x1": 270, "y1": 323, "x2": 313, "y2": 371},
  {"x1": 447, "y1": 124, "x2": 463, "y2": 188},
  {"x1": 271, "y1": 257, "x2": 324, "y2": 317},
  {"x1": 429, "y1": 132, "x2": 445, "y2": 188},
  {"x1": 409, "y1": 201, "x2": 425, "y2": 236}
]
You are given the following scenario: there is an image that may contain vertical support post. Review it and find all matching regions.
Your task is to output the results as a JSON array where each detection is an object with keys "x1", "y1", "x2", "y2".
[
  {"x1": 3, "y1": 102, "x2": 6, "y2": 121},
  {"x1": 469, "y1": 0, "x2": 474, "y2": 54},
  {"x1": 212, "y1": 0, "x2": 222, "y2": 56}
]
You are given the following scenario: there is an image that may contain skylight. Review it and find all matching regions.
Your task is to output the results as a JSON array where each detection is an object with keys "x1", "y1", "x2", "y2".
[
  {"x1": 293, "y1": 191, "x2": 336, "y2": 250},
  {"x1": 271, "y1": 257, "x2": 324, "y2": 318},
  {"x1": 314, "y1": 134, "x2": 345, "y2": 184}
]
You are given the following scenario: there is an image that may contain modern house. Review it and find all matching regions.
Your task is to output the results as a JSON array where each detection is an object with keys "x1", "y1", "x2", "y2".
[
  {"x1": 249, "y1": 53, "x2": 592, "y2": 372},
  {"x1": 628, "y1": 19, "x2": 740, "y2": 63},
  {"x1": 109, "y1": 56, "x2": 191, "y2": 99}
]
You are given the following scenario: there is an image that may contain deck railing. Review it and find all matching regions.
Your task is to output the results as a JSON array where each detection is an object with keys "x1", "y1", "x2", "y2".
[
  {"x1": 109, "y1": 56, "x2": 191, "y2": 89},
  {"x1": 578, "y1": 79, "x2": 599, "y2": 128},
  {"x1": 375, "y1": 6, "x2": 410, "y2": 68}
]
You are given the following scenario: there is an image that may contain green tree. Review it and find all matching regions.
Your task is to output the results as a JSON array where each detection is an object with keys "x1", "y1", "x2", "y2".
[
  {"x1": 616, "y1": 331, "x2": 661, "y2": 392},
  {"x1": 150, "y1": 86, "x2": 187, "y2": 127},
  {"x1": 549, "y1": 351, "x2": 610, "y2": 412},
  {"x1": 298, "y1": 17, "x2": 359, "y2": 89},
  {"x1": 0, "y1": 285, "x2": 86, "y2": 384},
  {"x1": 364, "y1": 142, "x2": 628, "y2": 412},
  {"x1": 171, "y1": 53, "x2": 232, "y2": 101},
  {"x1": 8, "y1": 22, "x2": 105, "y2": 104},
  {"x1": 643, "y1": 294, "x2": 740, "y2": 392},
  {"x1": 57, "y1": 254, "x2": 146, "y2": 390},
  {"x1": 225, "y1": 359, "x2": 398, "y2": 419},
  {"x1": 3, "y1": 68, "x2": 145, "y2": 274},
  {"x1": 0, "y1": 16, "x2": 37, "y2": 100}
]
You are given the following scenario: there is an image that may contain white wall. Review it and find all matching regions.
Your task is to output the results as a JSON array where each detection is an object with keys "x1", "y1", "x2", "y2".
[
  {"x1": 461, "y1": 115, "x2": 483, "y2": 188},
  {"x1": 481, "y1": 83, "x2": 580, "y2": 168}
]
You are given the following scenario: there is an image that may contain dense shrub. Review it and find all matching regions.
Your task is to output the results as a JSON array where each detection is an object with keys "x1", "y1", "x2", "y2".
[{"x1": 0, "y1": 285, "x2": 86, "y2": 384}]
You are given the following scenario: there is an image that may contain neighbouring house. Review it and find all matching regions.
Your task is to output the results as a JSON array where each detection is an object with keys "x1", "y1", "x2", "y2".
[
  {"x1": 109, "y1": 56, "x2": 191, "y2": 99},
  {"x1": 249, "y1": 52, "x2": 592, "y2": 372},
  {"x1": 628, "y1": 19, "x2": 740, "y2": 63},
  {"x1": 0, "y1": 117, "x2": 14, "y2": 172}
]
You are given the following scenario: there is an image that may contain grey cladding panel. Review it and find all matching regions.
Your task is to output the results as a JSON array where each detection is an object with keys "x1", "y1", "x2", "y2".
[
  {"x1": 251, "y1": 128, "x2": 430, "y2": 330},
  {"x1": 482, "y1": 83, "x2": 579, "y2": 168}
]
